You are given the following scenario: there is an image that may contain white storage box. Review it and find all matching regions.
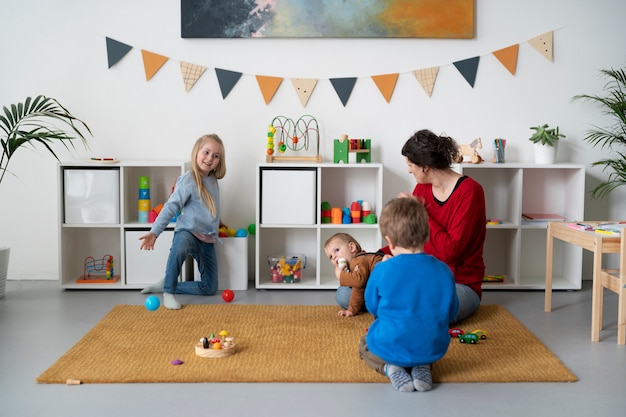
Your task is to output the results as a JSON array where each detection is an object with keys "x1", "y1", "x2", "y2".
[
  {"x1": 261, "y1": 168, "x2": 316, "y2": 224},
  {"x1": 124, "y1": 230, "x2": 174, "y2": 285},
  {"x1": 64, "y1": 169, "x2": 119, "y2": 224}
]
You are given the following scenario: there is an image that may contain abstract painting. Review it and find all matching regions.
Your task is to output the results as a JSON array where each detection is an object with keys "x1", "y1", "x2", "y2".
[{"x1": 181, "y1": 0, "x2": 474, "y2": 39}]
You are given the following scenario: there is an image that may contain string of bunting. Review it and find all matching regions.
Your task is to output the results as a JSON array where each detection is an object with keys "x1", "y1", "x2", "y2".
[{"x1": 105, "y1": 30, "x2": 556, "y2": 107}]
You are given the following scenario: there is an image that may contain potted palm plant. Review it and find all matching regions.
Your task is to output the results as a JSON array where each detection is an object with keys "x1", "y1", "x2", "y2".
[
  {"x1": 572, "y1": 67, "x2": 626, "y2": 198},
  {"x1": 0, "y1": 95, "x2": 91, "y2": 297},
  {"x1": 529, "y1": 123, "x2": 565, "y2": 164}
]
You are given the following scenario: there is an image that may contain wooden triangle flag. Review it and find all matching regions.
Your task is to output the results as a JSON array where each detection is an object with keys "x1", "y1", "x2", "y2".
[
  {"x1": 492, "y1": 44, "x2": 519, "y2": 75},
  {"x1": 413, "y1": 67, "x2": 439, "y2": 97},
  {"x1": 371, "y1": 73, "x2": 399, "y2": 103},
  {"x1": 528, "y1": 31, "x2": 553, "y2": 61},
  {"x1": 215, "y1": 68, "x2": 242, "y2": 99},
  {"x1": 180, "y1": 61, "x2": 207, "y2": 92},
  {"x1": 453, "y1": 56, "x2": 480, "y2": 87},
  {"x1": 291, "y1": 78, "x2": 318, "y2": 107},
  {"x1": 256, "y1": 75, "x2": 283, "y2": 104},
  {"x1": 105, "y1": 37, "x2": 132, "y2": 69},
  {"x1": 330, "y1": 77, "x2": 357, "y2": 107},
  {"x1": 141, "y1": 50, "x2": 169, "y2": 81}
]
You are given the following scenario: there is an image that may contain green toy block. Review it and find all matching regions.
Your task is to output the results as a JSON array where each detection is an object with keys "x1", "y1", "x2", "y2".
[{"x1": 333, "y1": 138, "x2": 371, "y2": 163}]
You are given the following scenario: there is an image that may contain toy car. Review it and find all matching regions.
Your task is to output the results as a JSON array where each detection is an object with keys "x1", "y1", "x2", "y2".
[
  {"x1": 471, "y1": 329, "x2": 488, "y2": 340},
  {"x1": 448, "y1": 328, "x2": 465, "y2": 338},
  {"x1": 458, "y1": 333, "x2": 479, "y2": 344}
]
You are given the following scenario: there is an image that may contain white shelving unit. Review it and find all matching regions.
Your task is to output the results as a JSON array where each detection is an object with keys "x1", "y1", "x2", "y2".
[
  {"x1": 456, "y1": 162, "x2": 585, "y2": 290},
  {"x1": 58, "y1": 160, "x2": 188, "y2": 289},
  {"x1": 255, "y1": 163, "x2": 383, "y2": 289}
]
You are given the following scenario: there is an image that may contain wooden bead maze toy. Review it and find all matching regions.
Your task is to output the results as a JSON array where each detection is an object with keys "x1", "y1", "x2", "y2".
[
  {"x1": 266, "y1": 115, "x2": 321, "y2": 163},
  {"x1": 76, "y1": 254, "x2": 120, "y2": 283}
]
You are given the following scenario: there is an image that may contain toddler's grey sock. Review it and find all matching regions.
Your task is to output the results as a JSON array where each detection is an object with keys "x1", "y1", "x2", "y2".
[
  {"x1": 384, "y1": 364, "x2": 415, "y2": 392},
  {"x1": 411, "y1": 364, "x2": 433, "y2": 392}
]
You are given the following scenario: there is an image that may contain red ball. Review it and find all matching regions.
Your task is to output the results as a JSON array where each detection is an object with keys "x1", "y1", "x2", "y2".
[{"x1": 222, "y1": 289, "x2": 235, "y2": 302}]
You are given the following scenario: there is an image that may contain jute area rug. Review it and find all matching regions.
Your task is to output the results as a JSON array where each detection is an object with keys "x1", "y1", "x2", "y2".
[{"x1": 37, "y1": 304, "x2": 577, "y2": 384}]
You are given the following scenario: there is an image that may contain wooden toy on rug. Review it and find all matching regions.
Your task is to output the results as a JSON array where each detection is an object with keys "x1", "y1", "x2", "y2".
[
  {"x1": 333, "y1": 134, "x2": 371, "y2": 163},
  {"x1": 266, "y1": 115, "x2": 321, "y2": 163},
  {"x1": 195, "y1": 330, "x2": 236, "y2": 358},
  {"x1": 454, "y1": 137, "x2": 483, "y2": 164}
]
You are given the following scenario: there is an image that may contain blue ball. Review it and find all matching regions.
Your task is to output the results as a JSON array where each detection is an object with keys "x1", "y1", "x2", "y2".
[
  {"x1": 144, "y1": 295, "x2": 160, "y2": 311},
  {"x1": 235, "y1": 228, "x2": 248, "y2": 237}
]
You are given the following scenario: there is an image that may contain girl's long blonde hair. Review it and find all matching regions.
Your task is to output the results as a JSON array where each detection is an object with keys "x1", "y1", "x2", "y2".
[{"x1": 191, "y1": 134, "x2": 226, "y2": 216}]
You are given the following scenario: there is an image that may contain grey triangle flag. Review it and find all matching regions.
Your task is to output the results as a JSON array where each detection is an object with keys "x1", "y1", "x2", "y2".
[
  {"x1": 215, "y1": 68, "x2": 243, "y2": 99},
  {"x1": 453, "y1": 56, "x2": 480, "y2": 88},
  {"x1": 106, "y1": 37, "x2": 133, "y2": 69},
  {"x1": 330, "y1": 77, "x2": 357, "y2": 107}
]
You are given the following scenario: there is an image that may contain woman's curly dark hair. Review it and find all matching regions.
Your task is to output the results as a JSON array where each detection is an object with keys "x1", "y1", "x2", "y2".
[{"x1": 401, "y1": 129, "x2": 460, "y2": 170}]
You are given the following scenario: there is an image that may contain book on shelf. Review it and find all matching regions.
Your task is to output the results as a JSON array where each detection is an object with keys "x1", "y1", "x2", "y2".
[{"x1": 521, "y1": 213, "x2": 568, "y2": 222}]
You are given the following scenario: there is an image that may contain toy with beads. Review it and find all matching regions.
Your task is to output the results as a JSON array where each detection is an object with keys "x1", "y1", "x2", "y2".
[{"x1": 266, "y1": 115, "x2": 321, "y2": 163}]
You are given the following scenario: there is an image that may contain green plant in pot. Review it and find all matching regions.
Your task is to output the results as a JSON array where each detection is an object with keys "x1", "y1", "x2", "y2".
[
  {"x1": 0, "y1": 95, "x2": 91, "y2": 297},
  {"x1": 529, "y1": 124, "x2": 565, "y2": 164},
  {"x1": 1, "y1": 95, "x2": 91, "y2": 184},
  {"x1": 572, "y1": 67, "x2": 626, "y2": 198}
]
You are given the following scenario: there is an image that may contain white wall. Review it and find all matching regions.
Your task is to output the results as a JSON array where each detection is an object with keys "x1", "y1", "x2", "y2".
[{"x1": 1, "y1": 0, "x2": 625, "y2": 280}]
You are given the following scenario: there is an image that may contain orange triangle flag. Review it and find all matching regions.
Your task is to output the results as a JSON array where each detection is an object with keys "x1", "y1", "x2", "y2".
[
  {"x1": 492, "y1": 44, "x2": 519, "y2": 75},
  {"x1": 413, "y1": 67, "x2": 439, "y2": 97},
  {"x1": 180, "y1": 61, "x2": 207, "y2": 92},
  {"x1": 371, "y1": 73, "x2": 399, "y2": 103},
  {"x1": 291, "y1": 78, "x2": 318, "y2": 107},
  {"x1": 256, "y1": 75, "x2": 284, "y2": 104},
  {"x1": 141, "y1": 50, "x2": 169, "y2": 81},
  {"x1": 528, "y1": 31, "x2": 553, "y2": 62}
]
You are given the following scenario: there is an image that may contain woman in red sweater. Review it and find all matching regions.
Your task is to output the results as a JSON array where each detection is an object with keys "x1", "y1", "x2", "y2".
[{"x1": 380, "y1": 129, "x2": 486, "y2": 322}]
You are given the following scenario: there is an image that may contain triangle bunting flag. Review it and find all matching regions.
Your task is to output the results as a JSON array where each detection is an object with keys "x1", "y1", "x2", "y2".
[
  {"x1": 330, "y1": 77, "x2": 357, "y2": 107},
  {"x1": 453, "y1": 56, "x2": 480, "y2": 87},
  {"x1": 180, "y1": 61, "x2": 207, "y2": 92},
  {"x1": 141, "y1": 50, "x2": 169, "y2": 81},
  {"x1": 291, "y1": 78, "x2": 318, "y2": 107},
  {"x1": 492, "y1": 44, "x2": 519, "y2": 75},
  {"x1": 256, "y1": 75, "x2": 284, "y2": 104},
  {"x1": 215, "y1": 68, "x2": 243, "y2": 99},
  {"x1": 371, "y1": 73, "x2": 399, "y2": 103},
  {"x1": 105, "y1": 37, "x2": 132, "y2": 69},
  {"x1": 103, "y1": 29, "x2": 558, "y2": 105},
  {"x1": 528, "y1": 31, "x2": 553, "y2": 62},
  {"x1": 413, "y1": 67, "x2": 439, "y2": 97}
]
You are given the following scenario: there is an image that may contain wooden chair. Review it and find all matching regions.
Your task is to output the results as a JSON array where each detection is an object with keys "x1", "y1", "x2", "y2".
[{"x1": 597, "y1": 233, "x2": 626, "y2": 345}]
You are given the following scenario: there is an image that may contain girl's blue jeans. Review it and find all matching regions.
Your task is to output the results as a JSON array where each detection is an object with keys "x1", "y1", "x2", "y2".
[
  {"x1": 336, "y1": 283, "x2": 480, "y2": 322},
  {"x1": 163, "y1": 230, "x2": 218, "y2": 296}
]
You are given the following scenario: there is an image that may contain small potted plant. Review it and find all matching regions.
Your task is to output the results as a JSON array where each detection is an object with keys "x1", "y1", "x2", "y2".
[
  {"x1": 0, "y1": 95, "x2": 91, "y2": 297},
  {"x1": 529, "y1": 124, "x2": 565, "y2": 164}
]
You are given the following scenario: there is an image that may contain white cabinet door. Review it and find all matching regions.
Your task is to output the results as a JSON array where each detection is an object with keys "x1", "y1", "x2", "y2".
[{"x1": 124, "y1": 230, "x2": 174, "y2": 285}]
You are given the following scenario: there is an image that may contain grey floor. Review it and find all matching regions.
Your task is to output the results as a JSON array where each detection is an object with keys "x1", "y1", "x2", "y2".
[{"x1": 1, "y1": 280, "x2": 625, "y2": 417}]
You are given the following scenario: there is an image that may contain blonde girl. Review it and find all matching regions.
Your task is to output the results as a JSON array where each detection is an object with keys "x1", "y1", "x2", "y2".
[{"x1": 139, "y1": 134, "x2": 226, "y2": 309}]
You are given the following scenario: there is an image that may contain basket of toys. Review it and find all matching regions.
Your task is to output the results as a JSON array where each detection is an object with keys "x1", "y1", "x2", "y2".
[
  {"x1": 267, "y1": 254, "x2": 306, "y2": 283},
  {"x1": 195, "y1": 331, "x2": 236, "y2": 358}
]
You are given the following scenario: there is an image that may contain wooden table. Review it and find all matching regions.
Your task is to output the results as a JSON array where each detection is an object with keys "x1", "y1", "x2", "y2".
[{"x1": 545, "y1": 222, "x2": 621, "y2": 342}]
